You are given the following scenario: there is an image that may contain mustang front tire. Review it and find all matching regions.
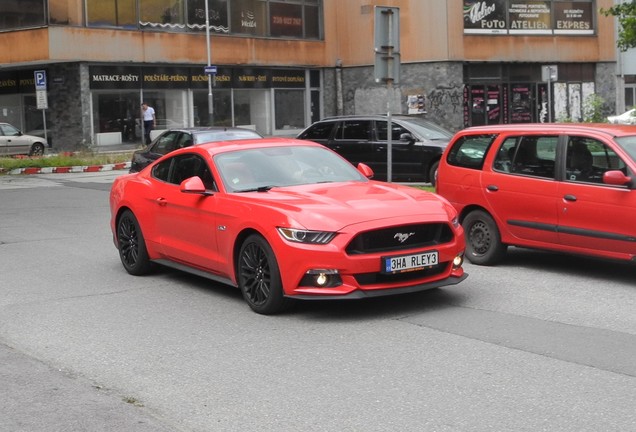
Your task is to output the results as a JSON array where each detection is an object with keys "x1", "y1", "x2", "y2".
[{"x1": 238, "y1": 234, "x2": 291, "y2": 315}]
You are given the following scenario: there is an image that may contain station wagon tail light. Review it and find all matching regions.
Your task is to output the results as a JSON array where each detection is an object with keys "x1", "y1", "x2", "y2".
[
  {"x1": 300, "y1": 269, "x2": 343, "y2": 288},
  {"x1": 277, "y1": 228, "x2": 337, "y2": 244}
]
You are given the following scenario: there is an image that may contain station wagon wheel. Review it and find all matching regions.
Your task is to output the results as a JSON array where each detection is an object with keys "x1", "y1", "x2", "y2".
[
  {"x1": 462, "y1": 210, "x2": 507, "y2": 266},
  {"x1": 117, "y1": 209, "x2": 152, "y2": 275},
  {"x1": 29, "y1": 143, "x2": 45, "y2": 157},
  {"x1": 238, "y1": 234, "x2": 291, "y2": 315}
]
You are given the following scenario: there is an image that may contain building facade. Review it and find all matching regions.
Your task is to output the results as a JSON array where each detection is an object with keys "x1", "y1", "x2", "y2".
[{"x1": 0, "y1": 0, "x2": 621, "y2": 151}]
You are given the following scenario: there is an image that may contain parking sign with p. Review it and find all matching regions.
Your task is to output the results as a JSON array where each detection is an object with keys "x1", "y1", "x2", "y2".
[{"x1": 35, "y1": 70, "x2": 47, "y2": 91}]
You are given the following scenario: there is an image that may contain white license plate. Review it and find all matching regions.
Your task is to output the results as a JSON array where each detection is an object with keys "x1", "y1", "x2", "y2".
[{"x1": 382, "y1": 251, "x2": 439, "y2": 274}]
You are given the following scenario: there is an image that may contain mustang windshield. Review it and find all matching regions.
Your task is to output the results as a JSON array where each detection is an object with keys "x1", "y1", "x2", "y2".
[{"x1": 215, "y1": 145, "x2": 368, "y2": 192}]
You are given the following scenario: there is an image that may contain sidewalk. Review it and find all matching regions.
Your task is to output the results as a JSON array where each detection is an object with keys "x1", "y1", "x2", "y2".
[{"x1": 4, "y1": 143, "x2": 140, "y2": 175}]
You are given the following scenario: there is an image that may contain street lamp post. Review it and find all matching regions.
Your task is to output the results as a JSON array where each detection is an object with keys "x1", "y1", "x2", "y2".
[{"x1": 204, "y1": 0, "x2": 214, "y2": 126}]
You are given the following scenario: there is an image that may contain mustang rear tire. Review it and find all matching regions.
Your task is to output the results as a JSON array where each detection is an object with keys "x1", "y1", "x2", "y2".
[
  {"x1": 238, "y1": 234, "x2": 291, "y2": 315},
  {"x1": 462, "y1": 209, "x2": 507, "y2": 266},
  {"x1": 117, "y1": 209, "x2": 152, "y2": 275}
]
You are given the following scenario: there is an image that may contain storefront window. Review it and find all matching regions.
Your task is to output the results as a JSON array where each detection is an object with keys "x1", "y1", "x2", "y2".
[
  {"x1": 233, "y1": 90, "x2": 270, "y2": 134},
  {"x1": 231, "y1": 0, "x2": 267, "y2": 36},
  {"x1": 274, "y1": 90, "x2": 305, "y2": 130},
  {"x1": 50, "y1": 0, "x2": 84, "y2": 25},
  {"x1": 193, "y1": 90, "x2": 232, "y2": 127},
  {"x1": 270, "y1": 2, "x2": 303, "y2": 38},
  {"x1": 143, "y1": 90, "x2": 190, "y2": 130},
  {"x1": 304, "y1": 5, "x2": 320, "y2": 39},
  {"x1": 187, "y1": 0, "x2": 229, "y2": 33},
  {"x1": 92, "y1": 92, "x2": 141, "y2": 141},
  {"x1": 0, "y1": 0, "x2": 46, "y2": 30},
  {"x1": 87, "y1": 0, "x2": 136, "y2": 28},
  {"x1": 511, "y1": 84, "x2": 533, "y2": 123},
  {"x1": 140, "y1": 0, "x2": 186, "y2": 31}
]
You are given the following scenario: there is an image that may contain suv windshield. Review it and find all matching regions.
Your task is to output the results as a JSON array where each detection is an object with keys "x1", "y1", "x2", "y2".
[{"x1": 399, "y1": 118, "x2": 453, "y2": 140}]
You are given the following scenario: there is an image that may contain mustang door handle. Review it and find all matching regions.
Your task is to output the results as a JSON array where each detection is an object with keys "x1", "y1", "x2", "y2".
[
  {"x1": 486, "y1": 185, "x2": 499, "y2": 192},
  {"x1": 563, "y1": 194, "x2": 577, "y2": 202},
  {"x1": 155, "y1": 197, "x2": 167, "y2": 206}
]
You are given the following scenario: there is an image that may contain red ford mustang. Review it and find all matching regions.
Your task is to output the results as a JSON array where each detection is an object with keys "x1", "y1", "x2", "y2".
[{"x1": 109, "y1": 138, "x2": 467, "y2": 314}]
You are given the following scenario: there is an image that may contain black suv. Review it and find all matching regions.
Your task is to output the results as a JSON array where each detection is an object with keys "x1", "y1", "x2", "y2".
[{"x1": 296, "y1": 115, "x2": 453, "y2": 184}]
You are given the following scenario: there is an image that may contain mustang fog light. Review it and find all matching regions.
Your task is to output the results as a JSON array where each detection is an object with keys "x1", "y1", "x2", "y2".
[
  {"x1": 300, "y1": 269, "x2": 342, "y2": 288},
  {"x1": 452, "y1": 253, "x2": 464, "y2": 269}
]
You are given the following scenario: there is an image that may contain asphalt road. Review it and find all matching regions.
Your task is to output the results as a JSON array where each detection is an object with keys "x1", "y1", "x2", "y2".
[{"x1": 1, "y1": 171, "x2": 635, "y2": 432}]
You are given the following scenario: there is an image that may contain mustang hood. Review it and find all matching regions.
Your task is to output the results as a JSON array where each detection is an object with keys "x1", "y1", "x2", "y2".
[{"x1": 243, "y1": 181, "x2": 455, "y2": 231}]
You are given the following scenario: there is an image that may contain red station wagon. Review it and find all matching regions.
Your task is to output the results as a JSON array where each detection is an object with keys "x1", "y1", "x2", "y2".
[{"x1": 436, "y1": 124, "x2": 636, "y2": 265}]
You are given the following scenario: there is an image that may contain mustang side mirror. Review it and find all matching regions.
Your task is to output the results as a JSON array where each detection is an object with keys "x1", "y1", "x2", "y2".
[{"x1": 180, "y1": 176, "x2": 211, "y2": 195}]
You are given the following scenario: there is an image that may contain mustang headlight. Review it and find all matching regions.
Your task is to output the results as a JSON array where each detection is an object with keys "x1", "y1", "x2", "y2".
[{"x1": 277, "y1": 228, "x2": 336, "y2": 244}]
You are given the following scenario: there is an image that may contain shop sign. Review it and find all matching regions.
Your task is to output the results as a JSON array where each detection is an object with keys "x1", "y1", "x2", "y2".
[
  {"x1": 553, "y1": 2, "x2": 593, "y2": 35},
  {"x1": 142, "y1": 67, "x2": 190, "y2": 89},
  {"x1": 270, "y1": 69, "x2": 305, "y2": 88},
  {"x1": 233, "y1": 68, "x2": 270, "y2": 89},
  {"x1": 89, "y1": 66, "x2": 141, "y2": 89},
  {"x1": 463, "y1": 0, "x2": 594, "y2": 35},
  {"x1": 508, "y1": 1, "x2": 551, "y2": 34},
  {"x1": 0, "y1": 71, "x2": 19, "y2": 95},
  {"x1": 190, "y1": 67, "x2": 232, "y2": 89},
  {"x1": 464, "y1": 0, "x2": 507, "y2": 34}
]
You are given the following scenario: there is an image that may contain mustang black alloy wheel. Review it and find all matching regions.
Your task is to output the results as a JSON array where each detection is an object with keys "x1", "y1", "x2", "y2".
[
  {"x1": 238, "y1": 234, "x2": 290, "y2": 314},
  {"x1": 117, "y1": 209, "x2": 152, "y2": 275},
  {"x1": 462, "y1": 209, "x2": 507, "y2": 266}
]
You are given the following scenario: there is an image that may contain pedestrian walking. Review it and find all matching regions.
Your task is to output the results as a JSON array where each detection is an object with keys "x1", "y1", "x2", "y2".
[{"x1": 141, "y1": 102, "x2": 156, "y2": 145}]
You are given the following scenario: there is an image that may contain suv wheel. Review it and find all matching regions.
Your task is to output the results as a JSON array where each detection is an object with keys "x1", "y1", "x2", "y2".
[
  {"x1": 462, "y1": 210, "x2": 507, "y2": 265},
  {"x1": 428, "y1": 160, "x2": 439, "y2": 186}
]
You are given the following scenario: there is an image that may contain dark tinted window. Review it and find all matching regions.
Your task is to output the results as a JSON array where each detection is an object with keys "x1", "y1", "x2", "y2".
[
  {"x1": 170, "y1": 154, "x2": 216, "y2": 189},
  {"x1": 335, "y1": 121, "x2": 371, "y2": 140},
  {"x1": 152, "y1": 131, "x2": 181, "y2": 155},
  {"x1": 300, "y1": 122, "x2": 334, "y2": 140},
  {"x1": 376, "y1": 122, "x2": 410, "y2": 141},
  {"x1": 446, "y1": 135, "x2": 494, "y2": 169},
  {"x1": 0, "y1": 0, "x2": 46, "y2": 30}
]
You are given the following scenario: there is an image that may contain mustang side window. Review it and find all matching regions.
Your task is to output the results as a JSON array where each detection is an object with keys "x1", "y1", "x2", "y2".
[
  {"x1": 446, "y1": 134, "x2": 494, "y2": 170},
  {"x1": 168, "y1": 154, "x2": 216, "y2": 190}
]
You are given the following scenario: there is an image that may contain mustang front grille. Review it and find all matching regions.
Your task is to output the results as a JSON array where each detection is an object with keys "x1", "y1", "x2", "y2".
[{"x1": 346, "y1": 223, "x2": 454, "y2": 255}]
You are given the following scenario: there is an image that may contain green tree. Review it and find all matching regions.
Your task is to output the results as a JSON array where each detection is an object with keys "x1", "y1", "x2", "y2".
[{"x1": 601, "y1": 1, "x2": 636, "y2": 51}]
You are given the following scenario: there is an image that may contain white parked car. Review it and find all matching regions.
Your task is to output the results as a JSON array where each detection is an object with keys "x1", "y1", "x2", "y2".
[
  {"x1": 0, "y1": 122, "x2": 47, "y2": 156},
  {"x1": 607, "y1": 109, "x2": 636, "y2": 125}
]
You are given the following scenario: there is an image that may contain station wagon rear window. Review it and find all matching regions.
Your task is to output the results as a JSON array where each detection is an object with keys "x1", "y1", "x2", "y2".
[{"x1": 446, "y1": 134, "x2": 495, "y2": 169}]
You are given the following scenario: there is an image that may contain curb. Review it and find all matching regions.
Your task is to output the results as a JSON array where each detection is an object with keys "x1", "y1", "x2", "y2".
[{"x1": 3, "y1": 162, "x2": 131, "y2": 176}]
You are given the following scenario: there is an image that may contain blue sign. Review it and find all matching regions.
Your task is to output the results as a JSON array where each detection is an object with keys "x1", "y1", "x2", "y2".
[
  {"x1": 204, "y1": 66, "x2": 217, "y2": 75},
  {"x1": 34, "y1": 70, "x2": 47, "y2": 91}
]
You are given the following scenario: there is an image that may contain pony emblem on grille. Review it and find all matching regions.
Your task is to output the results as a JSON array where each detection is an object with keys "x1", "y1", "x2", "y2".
[{"x1": 394, "y1": 232, "x2": 415, "y2": 243}]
